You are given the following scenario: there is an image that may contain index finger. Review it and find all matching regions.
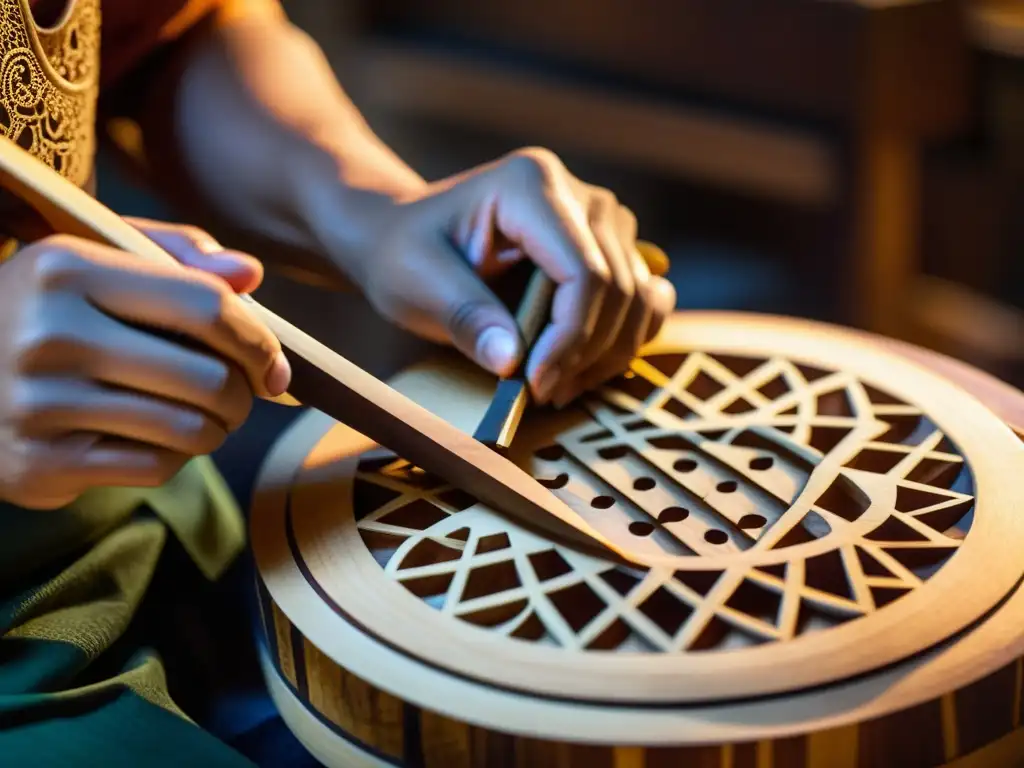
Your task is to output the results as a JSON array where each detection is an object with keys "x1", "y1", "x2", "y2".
[
  {"x1": 41, "y1": 238, "x2": 289, "y2": 397},
  {"x1": 484, "y1": 150, "x2": 612, "y2": 398}
]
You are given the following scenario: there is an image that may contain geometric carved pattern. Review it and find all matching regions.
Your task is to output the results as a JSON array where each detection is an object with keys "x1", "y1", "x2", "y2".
[{"x1": 355, "y1": 351, "x2": 974, "y2": 653}]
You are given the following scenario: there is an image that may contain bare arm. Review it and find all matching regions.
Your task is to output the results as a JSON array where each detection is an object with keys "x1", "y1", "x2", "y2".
[
  {"x1": 122, "y1": 2, "x2": 676, "y2": 405},
  {"x1": 127, "y1": 4, "x2": 426, "y2": 283}
]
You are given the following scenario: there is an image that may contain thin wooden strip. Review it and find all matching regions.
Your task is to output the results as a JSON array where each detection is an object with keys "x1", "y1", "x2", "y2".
[
  {"x1": 303, "y1": 637, "x2": 343, "y2": 733},
  {"x1": 612, "y1": 747, "x2": 645, "y2": 768},
  {"x1": 300, "y1": 637, "x2": 405, "y2": 761},
  {"x1": 420, "y1": 709, "x2": 473, "y2": 768},
  {"x1": 772, "y1": 737, "x2": 806, "y2": 768},
  {"x1": 942, "y1": 692, "x2": 961, "y2": 761},
  {"x1": 946, "y1": 726, "x2": 1024, "y2": 768},
  {"x1": 291, "y1": 621, "x2": 309, "y2": 699},
  {"x1": 732, "y1": 743, "x2": 758, "y2": 768},
  {"x1": 261, "y1": 649, "x2": 396, "y2": 768},
  {"x1": 256, "y1": 574, "x2": 279, "y2": 663},
  {"x1": 954, "y1": 662, "x2": 1019, "y2": 757},
  {"x1": 271, "y1": 602, "x2": 298, "y2": 688},
  {"x1": 1015, "y1": 658, "x2": 1024, "y2": 727},
  {"x1": 858, "y1": 700, "x2": 946, "y2": 768},
  {"x1": 647, "y1": 745, "x2": 722, "y2": 767},
  {"x1": 806, "y1": 725, "x2": 858, "y2": 768}
]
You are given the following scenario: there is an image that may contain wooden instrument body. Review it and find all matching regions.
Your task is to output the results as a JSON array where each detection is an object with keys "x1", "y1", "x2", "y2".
[{"x1": 251, "y1": 311, "x2": 1024, "y2": 767}]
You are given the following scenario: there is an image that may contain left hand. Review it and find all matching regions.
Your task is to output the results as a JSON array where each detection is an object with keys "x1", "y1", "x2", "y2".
[{"x1": 347, "y1": 147, "x2": 676, "y2": 407}]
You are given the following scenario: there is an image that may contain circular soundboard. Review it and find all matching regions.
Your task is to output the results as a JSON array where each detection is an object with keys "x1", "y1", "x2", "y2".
[{"x1": 252, "y1": 312, "x2": 1024, "y2": 767}]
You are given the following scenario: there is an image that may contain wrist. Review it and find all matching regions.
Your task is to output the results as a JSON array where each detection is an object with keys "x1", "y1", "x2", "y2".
[{"x1": 286, "y1": 133, "x2": 428, "y2": 287}]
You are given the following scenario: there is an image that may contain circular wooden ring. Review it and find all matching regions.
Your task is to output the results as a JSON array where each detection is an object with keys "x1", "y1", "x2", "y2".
[{"x1": 253, "y1": 311, "x2": 1024, "y2": 765}]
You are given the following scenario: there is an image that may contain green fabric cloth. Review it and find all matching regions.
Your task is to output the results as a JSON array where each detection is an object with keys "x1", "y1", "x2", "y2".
[{"x1": 0, "y1": 456, "x2": 255, "y2": 766}]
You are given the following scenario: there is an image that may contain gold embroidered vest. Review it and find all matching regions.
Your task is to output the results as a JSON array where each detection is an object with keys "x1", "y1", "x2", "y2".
[
  {"x1": 0, "y1": 0, "x2": 245, "y2": 583},
  {"x1": 0, "y1": 0, "x2": 99, "y2": 189}
]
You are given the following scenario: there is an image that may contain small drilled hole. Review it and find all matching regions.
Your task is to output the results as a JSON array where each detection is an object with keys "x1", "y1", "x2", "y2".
[
  {"x1": 591, "y1": 496, "x2": 615, "y2": 509},
  {"x1": 749, "y1": 456, "x2": 774, "y2": 471},
  {"x1": 674, "y1": 459, "x2": 698, "y2": 473},
  {"x1": 629, "y1": 521, "x2": 656, "y2": 537},
  {"x1": 633, "y1": 477, "x2": 656, "y2": 491},
  {"x1": 704, "y1": 529, "x2": 728, "y2": 545},
  {"x1": 738, "y1": 514, "x2": 767, "y2": 529},
  {"x1": 716, "y1": 481, "x2": 738, "y2": 493},
  {"x1": 659, "y1": 507, "x2": 689, "y2": 524},
  {"x1": 538, "y1": 473, "x2": 569, "y2": 490},
  {"x1": 535, "y1": 445, "x2": 565, "y2": 461}
]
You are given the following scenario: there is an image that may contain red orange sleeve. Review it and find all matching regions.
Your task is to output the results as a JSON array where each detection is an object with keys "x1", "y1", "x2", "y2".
[{"x1": 100, "y1": 0, "x2": 284, "y2": 89}]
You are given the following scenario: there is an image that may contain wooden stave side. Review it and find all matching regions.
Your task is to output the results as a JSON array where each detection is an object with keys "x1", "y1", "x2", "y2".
[
  {"x1": 255, "y1": 568, "x2": 1024, "y2": 768},
  {"x1": 250, "y1": 310, "x2": 1024, "y2": 767}
]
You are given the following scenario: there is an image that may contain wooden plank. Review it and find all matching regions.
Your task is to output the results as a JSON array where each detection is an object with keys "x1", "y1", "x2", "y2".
[
  {"x1": 364, "y1": 0, "x2": 967, "y2": 135},
  {"x1": 350, "y1": 43, "x2": 838, "y2": 206}
]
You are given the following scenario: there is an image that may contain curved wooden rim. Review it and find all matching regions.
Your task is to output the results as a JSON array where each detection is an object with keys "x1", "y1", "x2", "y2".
[
  {"x1": 275, "y1": 313, "x2": 1024, "y2": 704},
  {"x1": 252, "y1": 310, "x2": 1024, "y2": 742}
]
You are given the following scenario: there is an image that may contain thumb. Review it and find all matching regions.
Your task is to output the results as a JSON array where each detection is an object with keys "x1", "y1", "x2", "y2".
[{"x1": 388, "y1": 236, "x2": 523, "y2": 377}]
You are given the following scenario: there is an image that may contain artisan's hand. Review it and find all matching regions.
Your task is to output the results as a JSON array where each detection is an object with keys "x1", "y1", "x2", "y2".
[
  {"x1": 351, "y1": 148, "x2": 676, "y2": 407},
  {"x1": 0, "y1": 219, "x2": 289, "y2": 509}
]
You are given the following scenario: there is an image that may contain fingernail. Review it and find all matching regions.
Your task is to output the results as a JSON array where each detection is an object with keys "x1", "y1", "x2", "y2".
[
  {"x1": 265, "y1": 351, "x2": 292, "y2": 396},
  {"x1": 203, "y1": 249, "x2": 247, "y2": 271},
  {"x1": 534, "y1": 365, "x2": 559, "y2": 404},
  {"x1": 476, "y1": 327, "x2": 519, "y2": 376}
]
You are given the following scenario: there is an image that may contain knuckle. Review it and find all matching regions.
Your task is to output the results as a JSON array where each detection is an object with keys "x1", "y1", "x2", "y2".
[
  {"x1": 175, "y1": 225, "x2": 220, "y2": 255},
  {"x1": 194, "y1": 356, "x2": 234, "y2": 397},
  {"x1": 505, "y1": 147, "x2": 562, "y2": 185},
  {"x1": 619, "y1": 205, "x2": 638, "y2": 233},
  {"x1": 8, "y1": 381, "x2": 49, "y2": 431},
  {"x1": 177, "y1": 224, "x2": 212, "y2": 244},
  {"x1": 188, "y1": 277, "x2": 233, "y2": 326},
  {"x1": 446, "y1": 299, "x2": 492, "y2": 341},
  {"x1": 182, "y1": 417, "x2": 226, "y2": 456},
  {"x1": 591, "y1": 188, "x2": 619, "y2": 213},
  {"x1": 15, "y1": 314, "x2": 91, "y2": 371},
  {"x1": 28, "y1": 238, "x2": 88, "y2": 289}
]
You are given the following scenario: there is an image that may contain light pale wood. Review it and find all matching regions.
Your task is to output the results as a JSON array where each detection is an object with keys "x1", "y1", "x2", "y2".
[
  {"x1": 252, "y1": 310, "x2": 1024, "y2": 766},
  {"x1": 0, "y1": 133, "x2": 625, "y2": 561},
  {"x1": 260, "y1": 648, "x2": 394, "y2": 768}
]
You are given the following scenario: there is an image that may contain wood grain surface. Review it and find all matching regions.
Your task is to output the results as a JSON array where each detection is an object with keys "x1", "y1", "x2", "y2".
[{"x1": 252, "y1": 311, "x2": 1024, "y2": 768}]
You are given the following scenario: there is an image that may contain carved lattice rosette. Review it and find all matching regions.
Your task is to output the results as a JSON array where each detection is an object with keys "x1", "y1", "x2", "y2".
[
  {"x1": 280, "y1": 315, "x2": 1024, "y2": 705},
  {"x1": 355, "y1": 348, "x2": 975, "y2": 655}
]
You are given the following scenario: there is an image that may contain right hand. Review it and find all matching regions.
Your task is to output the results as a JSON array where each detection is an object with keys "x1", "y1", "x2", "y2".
[{"x1": 0, "y1": 220, "x2": 290, "y2": 510}]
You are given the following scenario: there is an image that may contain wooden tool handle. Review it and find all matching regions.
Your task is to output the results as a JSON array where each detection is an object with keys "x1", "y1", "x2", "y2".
[{"x1": 513, "y1": 241, "x2": 671, "y2": 368}]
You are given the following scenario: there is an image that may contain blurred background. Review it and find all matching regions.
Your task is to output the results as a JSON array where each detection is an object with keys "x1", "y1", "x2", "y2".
[{"x1": 101, "y1": 0, "x2": 1024, "y2": 387}]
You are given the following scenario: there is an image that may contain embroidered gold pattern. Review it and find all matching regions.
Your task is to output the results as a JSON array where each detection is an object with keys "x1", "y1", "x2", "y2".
[{"x1": 0, "y1": 0, "x2": 100, "y2": 187}]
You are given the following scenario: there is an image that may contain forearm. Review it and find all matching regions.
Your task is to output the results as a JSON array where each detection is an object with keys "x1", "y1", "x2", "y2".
[{"x1": 135, "y1": 8, "x2": 426, "y2": 283}]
